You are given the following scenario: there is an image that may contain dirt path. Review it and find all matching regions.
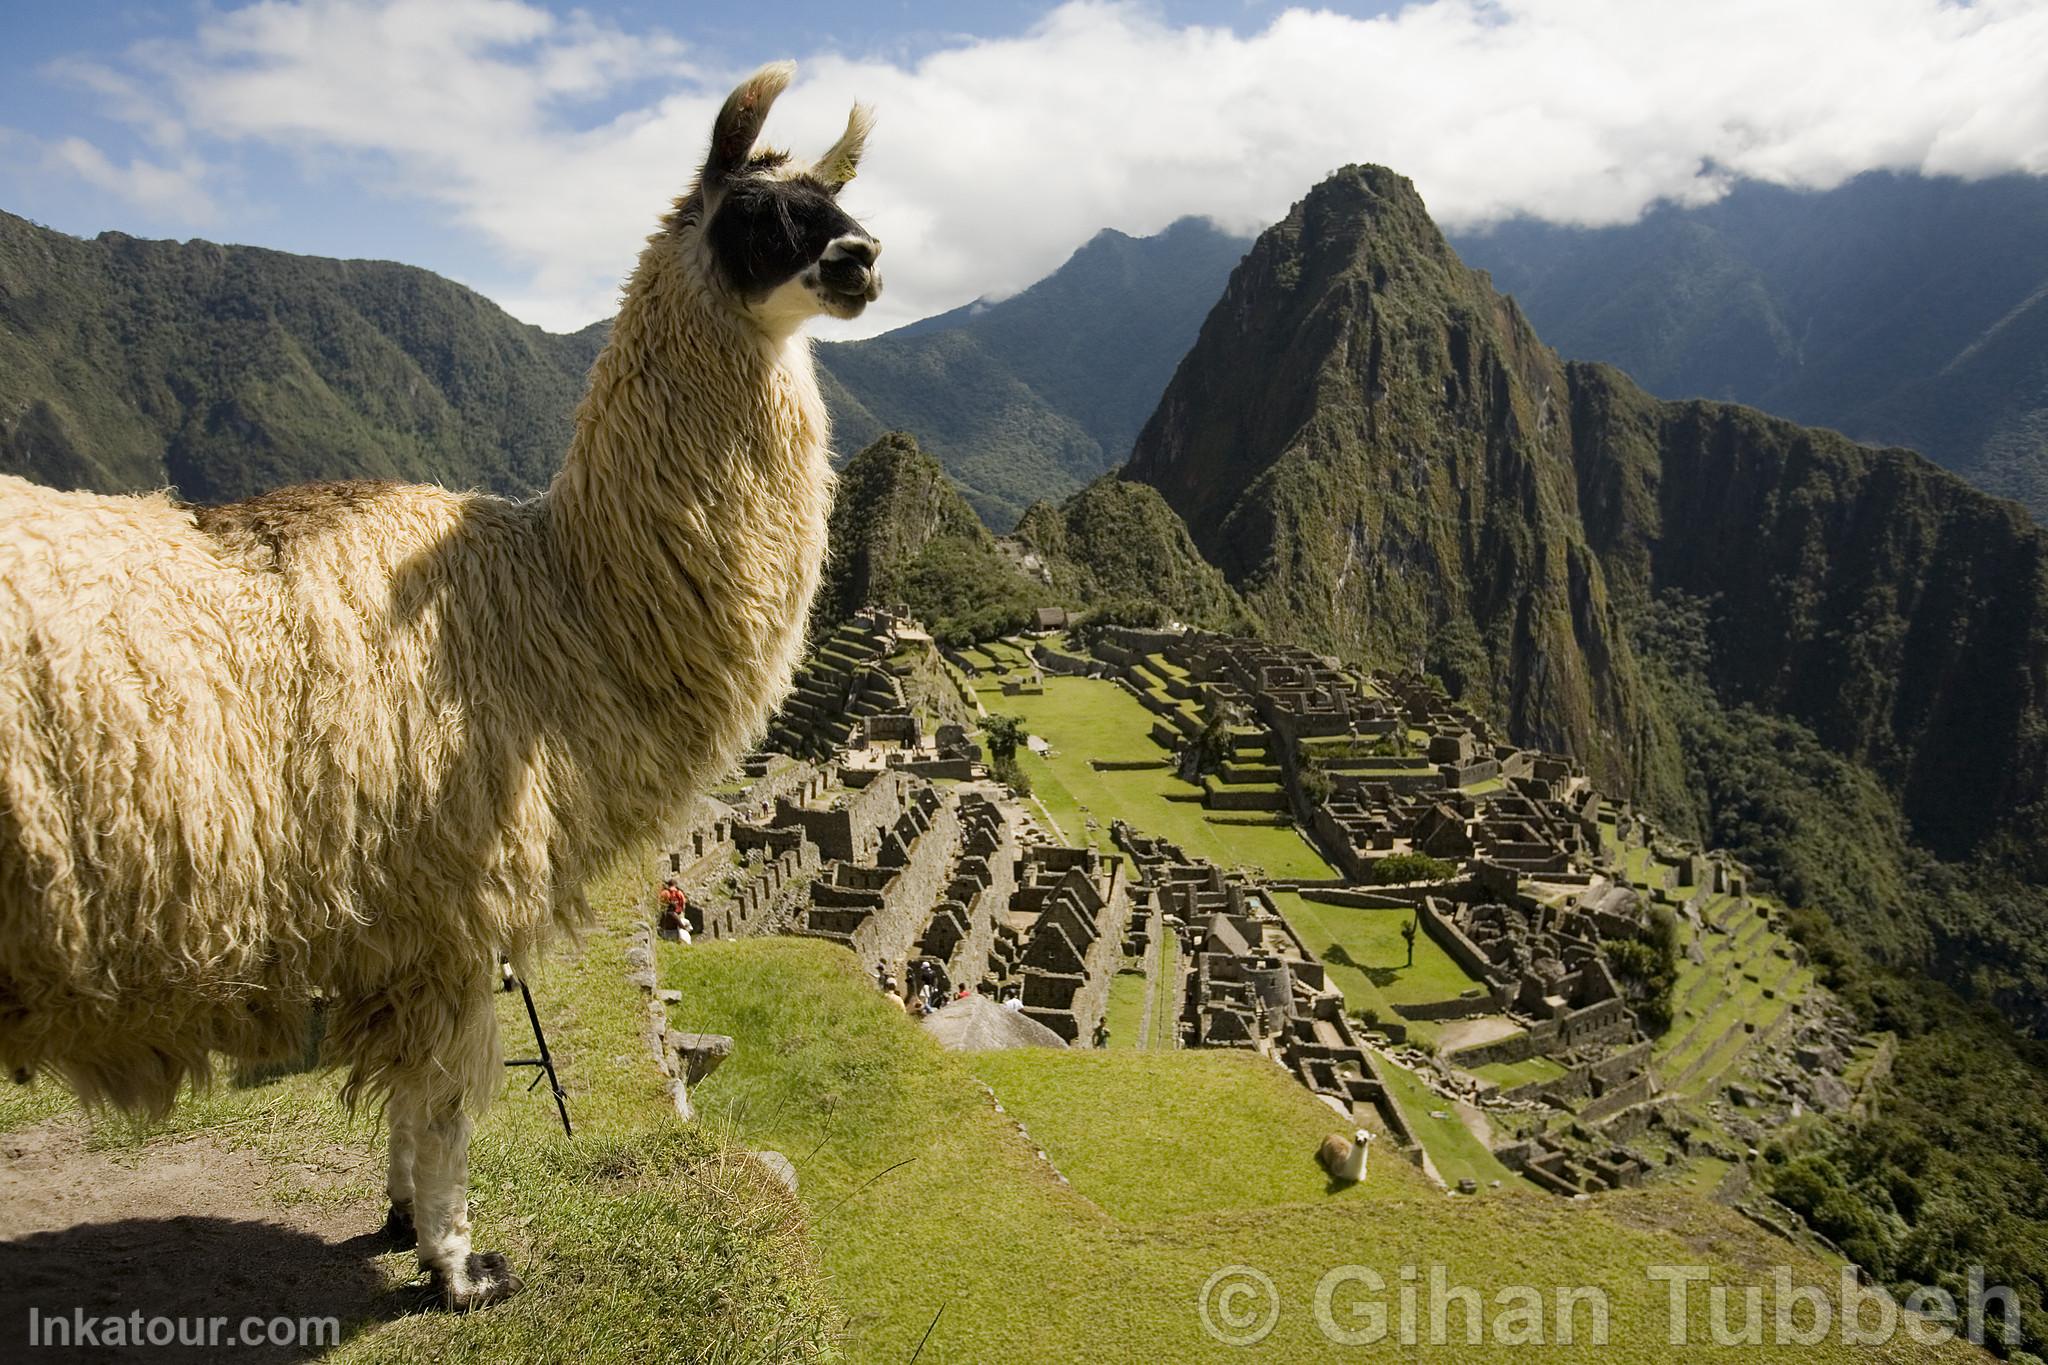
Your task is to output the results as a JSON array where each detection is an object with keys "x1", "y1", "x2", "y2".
[
  {"x1": 1452, "y1": 1099, "x2": 1495, "y2": 1151},
  {"x1": 1134, "y1": 928, "x2": 1160, "y2": 1049},
  {"x1": 1, "y1": 1120, "x2": 405, "y2": 1361},
  {"x1": 1434, "y1": 1014, "x2": 1525, "y2": 1054}
]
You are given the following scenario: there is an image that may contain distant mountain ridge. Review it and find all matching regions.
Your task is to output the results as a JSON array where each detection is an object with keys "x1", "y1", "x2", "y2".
[
  {"x1": 0, "y1": 208, "x2": 601, "y2": 503},
  {"x1": 1453, "y1": 172, "x2": 2048, "y2": 518},
  {"x1": 815, "y1": 217, "x2": 1250, "y2": 527}
]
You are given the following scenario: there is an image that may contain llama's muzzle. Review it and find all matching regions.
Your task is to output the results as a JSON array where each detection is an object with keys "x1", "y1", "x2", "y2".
[{"x1": 821, "y1": 235, "x2": 883, "y2": 304}]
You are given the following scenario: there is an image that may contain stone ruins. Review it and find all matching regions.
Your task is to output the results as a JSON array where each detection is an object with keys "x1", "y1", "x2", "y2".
[{"x1": 649, "y1": 615, "x2": 1861, "y2": 1203}]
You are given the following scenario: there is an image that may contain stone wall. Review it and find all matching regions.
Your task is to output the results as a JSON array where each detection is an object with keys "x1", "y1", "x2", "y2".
[
  {"x1": 1034, "y1": 643, "x2": 1098, "y2": 676},
  {"x1": 801, "y1": 784, "x2": 961, "y2": 970},
  {"x1": 1018, "y1": 859, "x2": 1128, "y2": 1043},
  {"x1": 775, "y1": 768, "x2": 916, "y2": 864},
  {"x1": 697, "y1": 838, "x2": 821, "y2": 941}
]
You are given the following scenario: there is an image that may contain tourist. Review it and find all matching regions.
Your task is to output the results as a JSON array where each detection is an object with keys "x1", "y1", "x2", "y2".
[{"x1": 656, "y1": 876, "x2": 688, "y2": 941}]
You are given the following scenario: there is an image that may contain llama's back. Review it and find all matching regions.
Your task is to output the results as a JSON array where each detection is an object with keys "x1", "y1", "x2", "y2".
[{"x1": 0, "y1": 474, "x2": 569, "y2": 1111}]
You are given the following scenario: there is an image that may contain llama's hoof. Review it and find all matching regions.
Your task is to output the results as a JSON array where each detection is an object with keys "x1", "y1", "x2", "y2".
[
  {"x1": 381, "y1": 1201, "x2": 416, "y2": 1249},
  {"x1": 431, "y1": 1251, "x2": 524, "y2": 1310}
]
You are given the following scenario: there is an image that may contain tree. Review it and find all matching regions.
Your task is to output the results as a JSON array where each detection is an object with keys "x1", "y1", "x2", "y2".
[
  {"x1": 1299, "y1": 754, "x2": 1335, "y2": 808},
  {"x1": 1192, "y1": 700, "x2": 1241, "y2": 776},
  {"x1": 983, "y1": 714, "x2": 1026, "y2": 764},
  {"x1": 1401, "y1": 914, "x2": 1418, "y2": 967}
]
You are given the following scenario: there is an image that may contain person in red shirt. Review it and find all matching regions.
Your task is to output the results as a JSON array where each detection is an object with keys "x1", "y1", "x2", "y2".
[{"x1": 657, "y1": 876, "x2": 690, "y2": 941}]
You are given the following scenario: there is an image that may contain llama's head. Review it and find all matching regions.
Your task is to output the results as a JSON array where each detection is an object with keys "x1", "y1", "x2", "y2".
[{"x1": 682, "y1": 62, "x2": 881, "y2": 337}]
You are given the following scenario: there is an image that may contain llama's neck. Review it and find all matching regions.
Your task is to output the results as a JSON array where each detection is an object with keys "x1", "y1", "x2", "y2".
[{"x1": 540, "y1": 248, "x2": 832, "y2": 834}]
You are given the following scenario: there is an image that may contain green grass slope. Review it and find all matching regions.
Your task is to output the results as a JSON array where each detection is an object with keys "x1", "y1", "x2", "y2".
[
  {"x1": 668, "y1": 936, "x2": 1985, "y2": 1363},
  {"x1": 0, "y1": 861, "x2": 832, "y2": 1365}
]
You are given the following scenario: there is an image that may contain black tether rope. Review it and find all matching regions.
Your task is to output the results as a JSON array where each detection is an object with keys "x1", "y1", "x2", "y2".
[{"x1": 501, "y1": 958, "x2": 573, "y2": 1137}]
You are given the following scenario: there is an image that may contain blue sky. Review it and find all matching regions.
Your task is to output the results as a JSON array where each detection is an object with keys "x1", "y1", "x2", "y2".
[{"x1": 3, "y1": 1, "x2": 2044, "y2": 337}]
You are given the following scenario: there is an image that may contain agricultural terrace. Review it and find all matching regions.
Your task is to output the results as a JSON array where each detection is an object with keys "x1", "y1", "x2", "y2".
[
  {"x1": 961, "y1": 667, "x2": 1334, "y2": 881},
  {"x1": 664, "y1": 937, "x2": 1981, "y2": 1364}
]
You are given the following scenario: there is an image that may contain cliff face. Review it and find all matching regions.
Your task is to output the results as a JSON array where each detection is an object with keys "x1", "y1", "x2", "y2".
[
  {"x1": 1127, "y1": 165, "x2": 2048, "y2": 857},
  {"x1": 1570, "y1": 364, "x2": 2048, "y2": 856},
  {"x1": 1126, "y1": 166, "x2": 1649, "y2": 787}
]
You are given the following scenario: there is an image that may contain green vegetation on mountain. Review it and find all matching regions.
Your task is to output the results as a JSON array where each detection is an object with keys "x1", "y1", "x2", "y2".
[
  {"x1": 815, "y1": 218, "x2": 1249, "y2": 527},
  {"x1": 817, "y1": 431, "x2": 1064, "y2": 643},
  {"x1": 1010, "y1": 476, "x2": 1256, "y2": 632},
  {"x1": 1126, "y1": 165, "x2": 1658, "y2": 788},
  {"x1": 1764, "y1": 904, "x2": 2048, "y2": 1354},
  {"x1": 0, "y1": 208, "x2": 597, "y2": 501},
  {"x1": 1457, "y1": 172, "x2": 2048, "y2": 519},
  {"x1": 1569, "y1": 360, "x2": 2048, "y2": 863}
]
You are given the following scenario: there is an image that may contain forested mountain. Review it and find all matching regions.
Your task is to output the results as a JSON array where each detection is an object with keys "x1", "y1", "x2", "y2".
[
  {"x1": 0, "y1": 208, "x2": 601, "y2": 502},
  {"x1": 815, "y1": 431, "x2": 1059, "y2": 643},
  {"x1": 1009, "y1": 477, "x2": 1253, "y2": 633},
  {"x1": 819, "y1": 432, "x2": 1253, "y2": 642},
  {"x1": 1453, "y1": 173, "x2": 2048, "y2": 519},
  {"x1": 815, "y1": 217, "x2": 1249, "y2": 527}
]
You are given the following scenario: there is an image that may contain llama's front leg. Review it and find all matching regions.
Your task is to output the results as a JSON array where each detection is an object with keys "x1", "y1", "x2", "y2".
[
  {"x1": 382, "y1": 1091, "x2": 420, "y2": 1248},
  {"x1": 411, "y1": 1097, "x2": 523, "y2": 1308}
]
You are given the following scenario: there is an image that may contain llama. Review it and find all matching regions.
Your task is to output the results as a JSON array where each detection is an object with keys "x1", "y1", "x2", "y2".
[
  {"x1": 1318, "y1": 1128, "x2": 1374, "y2": 1183},
  {"x1": 0, "y1": 62, "x2": 877, "y2": 1308}
]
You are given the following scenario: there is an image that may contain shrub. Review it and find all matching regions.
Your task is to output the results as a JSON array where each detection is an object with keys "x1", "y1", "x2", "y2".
[
  {"x1": 1366, "y1": 853, "x2": 1457, "y2": 885},
  {"x1": 992, "y1": 753, "x2": 1033, "y2": 797},
  {"x1": 1299, "y1": 755, "x2": 1334, "y2": 809}
]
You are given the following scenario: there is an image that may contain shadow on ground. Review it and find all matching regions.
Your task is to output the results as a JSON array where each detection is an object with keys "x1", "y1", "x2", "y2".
[{"x1": 0, "y1": 1216, "x2": 407, "y2": 1361}]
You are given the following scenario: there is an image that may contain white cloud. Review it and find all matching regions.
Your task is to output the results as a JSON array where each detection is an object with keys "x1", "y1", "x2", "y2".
[
  {"x1": 46, "y1": 137, "x2": 217, "y2": 222},
  {"x1": 37, "y1": 0, "x2": 2048, "y2": 336}
]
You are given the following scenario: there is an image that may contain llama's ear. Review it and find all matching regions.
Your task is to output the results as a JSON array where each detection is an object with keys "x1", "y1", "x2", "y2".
[
  {"x1": 704, "y1": 61, "x2": 795, "y2": 187},
  {"x1": 813, "y1": 103, "x2": 874, "y2": 193}
]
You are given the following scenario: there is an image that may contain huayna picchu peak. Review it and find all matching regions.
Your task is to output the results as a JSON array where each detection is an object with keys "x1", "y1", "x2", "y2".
[{"x1": 1126, "y1": 163, "x2": 2048, "y2": 891}]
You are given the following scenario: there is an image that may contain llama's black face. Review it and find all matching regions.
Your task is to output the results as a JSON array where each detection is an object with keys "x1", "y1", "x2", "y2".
[
  {"x1": 696, "y1": 63, "x2": 881, "y2": 336},
  {"x1": 706, "y1": 161, "x2": 881, "y2": 324}
]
